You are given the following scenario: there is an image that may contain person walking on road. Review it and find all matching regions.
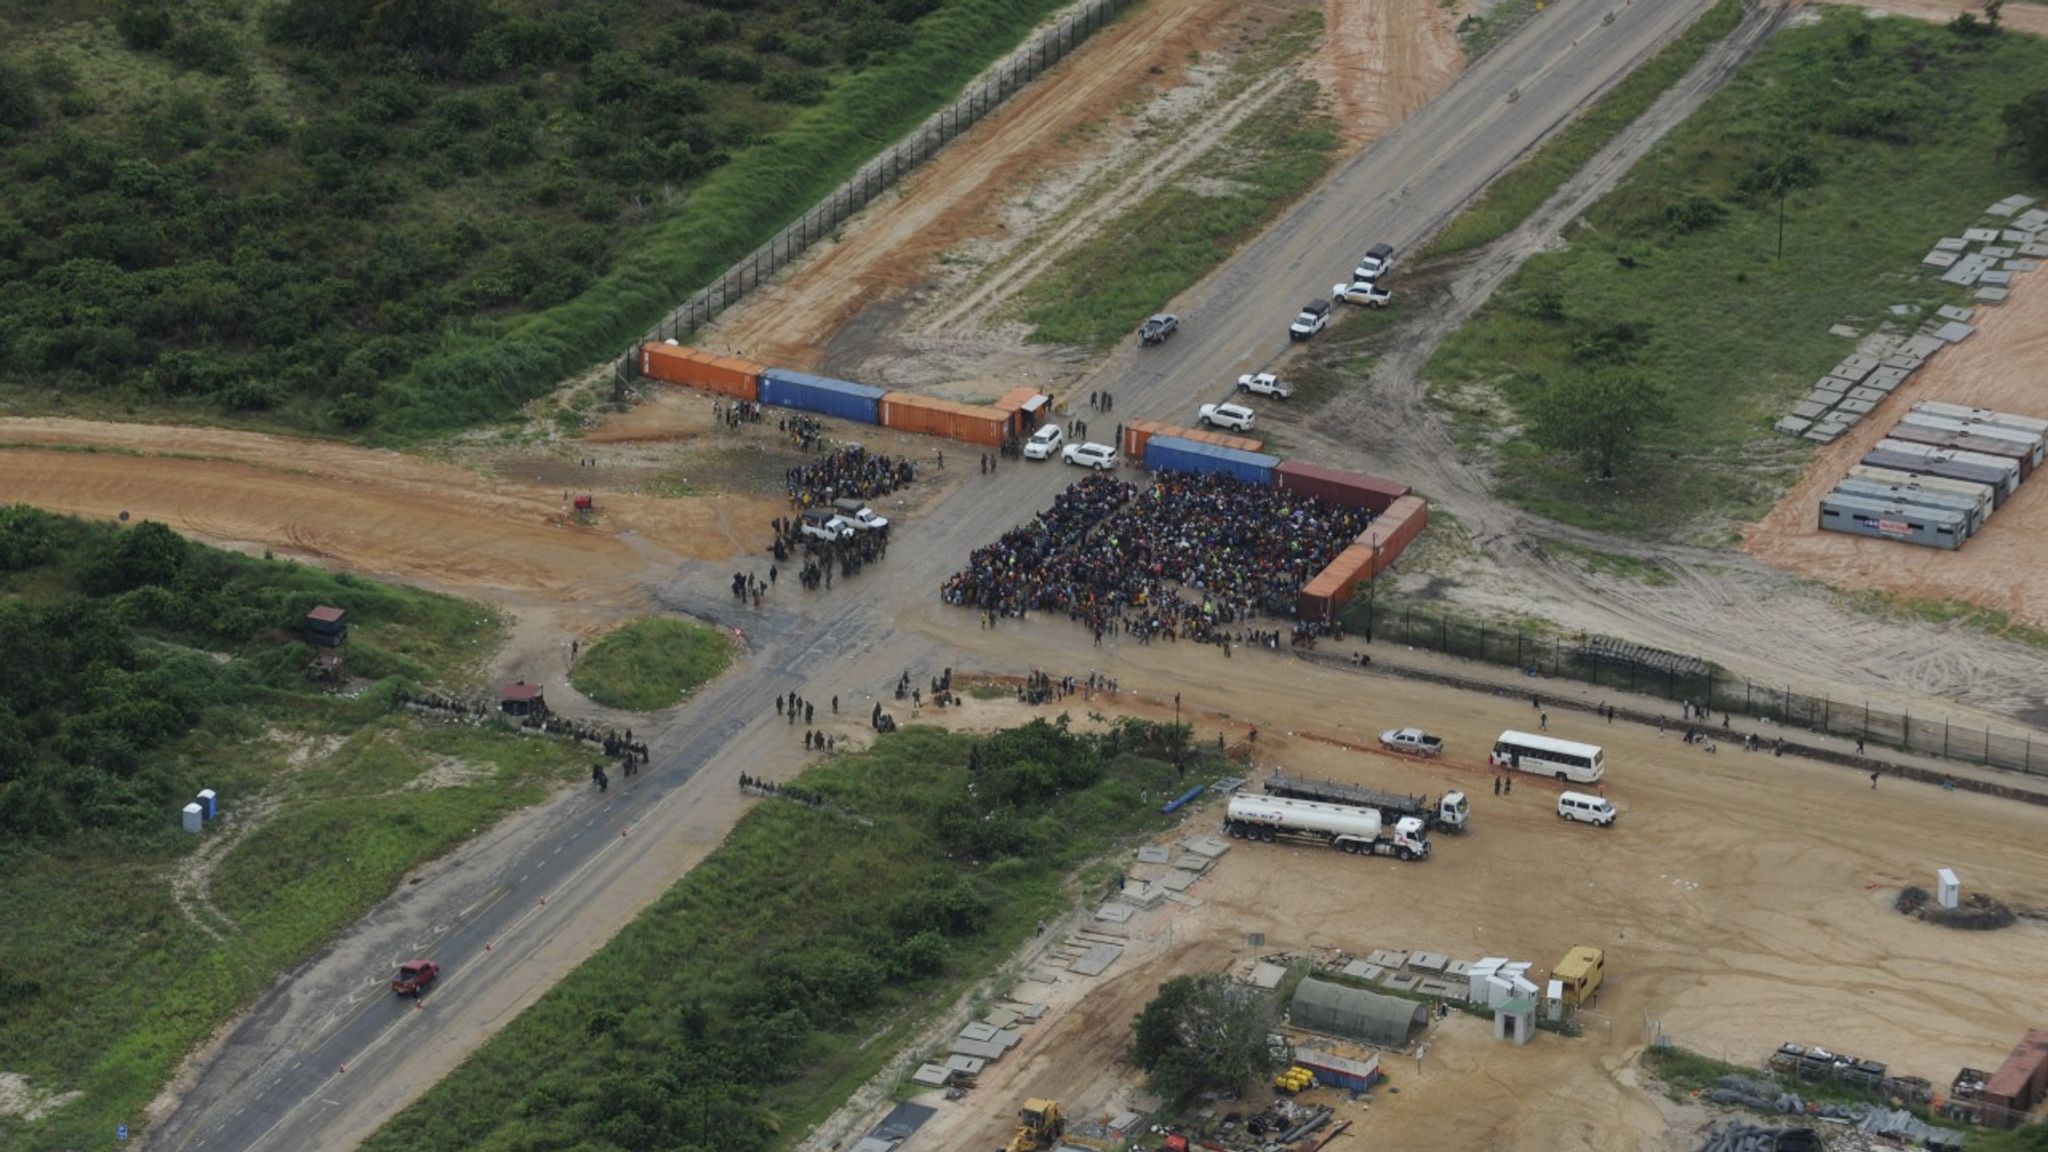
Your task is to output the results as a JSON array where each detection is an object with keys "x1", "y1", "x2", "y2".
[
  {"x1": 1493, "y1": 776, "x2": 1501, "y2": 796},
  {"x1": 1539, "y1": 712, "x2": 1549, "y2": 731},
  {"x1": 1871, "y1": 771, "x2": 1880, "y2": 790}
]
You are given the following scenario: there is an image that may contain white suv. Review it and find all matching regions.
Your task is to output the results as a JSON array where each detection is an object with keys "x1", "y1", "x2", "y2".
[
  {"x1": 1022, "y1": 423, "x2": 1064, "y2": 460},
  {"x1": 1062, "y1": 442, "x2": 1118, "y2": 470},
  {"x1": 1198, "y1": 402, "x2": 1255, "y2": 432}
]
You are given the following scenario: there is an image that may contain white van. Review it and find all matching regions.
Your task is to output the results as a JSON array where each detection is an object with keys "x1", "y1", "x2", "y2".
[
  {"x1": 1556, "y1": 791, "x2": 1616, "y2": 827},
  {"x1": 1023, "y1": 423, "x2": 1064, "y2": 460}
]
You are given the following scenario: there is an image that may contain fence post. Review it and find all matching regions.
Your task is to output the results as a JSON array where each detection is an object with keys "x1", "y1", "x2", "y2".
[
  {"x1": 1822, "y1": 696, "x2": 1830, "y2": 733},
  {"x1": 1983, "y1": 728, "x2": 1990, "y2": 766},
  {"x1": 1745, "y1": 681, "x2": 1752, "y2": 713},
  {"x1": 1516, "y1": 633, "x2": 1523, "y2": 667}
]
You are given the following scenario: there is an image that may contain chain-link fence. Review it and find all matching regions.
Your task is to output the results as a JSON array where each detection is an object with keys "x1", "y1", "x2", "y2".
[
  {"x1": 617, "y1": 0, "x2": 1133, "y2": 387},
  {"x1": 1345, "y1": 599, "x2": 2048, "y2": 777}
]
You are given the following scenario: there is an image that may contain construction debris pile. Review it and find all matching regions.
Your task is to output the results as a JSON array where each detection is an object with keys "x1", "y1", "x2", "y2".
[
  {"x1": 1173, "y1": 1098, "x2": 1346, "y2": 1152},
  {"x1": 1706, "y1": 1076, "x2": 1963, "y2": 1150},
  {"x1": 1895, "y1": 885, "x2": 2016, "y2": 930},
  {"x1": 1693, "y1": 1123, "x2": 1818, "y2": 1152}
]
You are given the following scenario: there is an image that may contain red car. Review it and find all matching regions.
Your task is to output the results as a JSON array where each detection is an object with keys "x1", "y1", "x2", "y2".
[{"x1": 391, "y1": 960, "x2": 439, "y2": 996}]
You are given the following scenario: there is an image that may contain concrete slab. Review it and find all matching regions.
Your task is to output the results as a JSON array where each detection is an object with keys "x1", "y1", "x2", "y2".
[
  {"x1": 1410, "y1": 951, "x2": 1449, "y2": 972},
  {"x1": 1942, "y1": 265, "x2": 1983, "y2": 287},
  {"x1": 1180, "y1": 836, "x2": 1231, "y2": 859},
  {"x1": 1383, "y1": 972, "x2": 1421, "y2": 991},
  {"x1": 1935, "y1": 236, "x2": 1969, "y2": 252},
  {"x1": 1415, "y1": 978, "x2": 1456, "y2": 997},
  {"x1": 1072, "y1": 942, "x2": 1123, "y2": 976},
  {"x1": 1095, "y1": 902, "x2": 1134, "y2": 923},
  {"x1": 1367, "y1": 949, "x2": 1403, "y2": 967},
  {"x1": 1831, "y1": 361, "x2": 1872, "y2": 382},
  {"x1": 1977, "y1": 286, "x2": 2010, "y2": 304},
  {"x1": 1001, "y1": 1002, "x2": 1048, "y2": 1021},
  {"x1": 1162, "y1": 892, "x2": 1204, "y2": 908},
  {"x1": 1776, "y1": 417, "x2": 1814, "y2": 436},
  {"x1": 1982, "y1": 245, "x2": 2016, "y2": 259},
  {"x1": 1792, "y1": 401, "x2": 1828, "y2": 420},
  {"x1": 951, "y1": 1037, "x2": 1007, "y2": 1060},
  {"x1": 1843, "y1": 354, "x2": 1880, "y2": 372},
  {"x1": 1848, "y1": 387, "x2": 1885, "y2": 404},
  {"x1": 1834, "y1": 411, "x2": 1865, "y2": 427},
  {"x1": 1818, "y1": 375, "x2": 1855, "y2": 392},
  {"x1": 1965, "y1": 227, "x2": 2001, "y2": 241},
  {"x1": 2021, "y1": 244, "x2": 2048, "y2": 259},
  {"x1": 1156, "y1": 870, "x2": 1195, "y2": 892},
  {"x1": 1868, "y1": 366, "x2": 1910, "y2": 385},
  {"x1": 912, "y1": 1064, "x2": 950, "y2": 1087},
  {"x1": 945, "y1": 1054, "x2": 988, "y2": 1075},
  {"x1": 1922, "y1": 250, "x2": 1959, "y2": 269},
  {"x1": 1979, "y1": 269, "x2": 2013, "y2": 287},
  {"x1": 1986, "y1": 202, "x2": 2020, "y2": 218},
  {"x1": 1247, "y1": 962, "x2": 1287, "y2": 989},
  {"x1": 1828, "y1": 323, "x2": 1862, "y2": 337},
  {"x1": 1862, "y1": 377, "x2": 1900, "y2": 395},
  {"x1": 1936, "y1": 304, "x2": 1975, "y2": 322},
  {"x1": 1135, "y1": 846, "x2": 1171, "y2": 865},
  {"x1": 960, "y1": 1021, "x2": 1000, "y2": 1042},
  {"x1": 983, "y1": 1008, "x2": 1020, "y2": 1029},
  {"x1": 1803, "y1": 390, "x2": 1839, "y2": 406},
  {"x1": 1805, "y1": 425, "x2": 1846, "y2": 444},
  {"x1": 1837, "y1": 398, "x2": 1875, "y2": 416},
  {"x1": 995, "y1": 1028, "x2": 1023, "y2": 1049},
  {"x1": 2004, "y1": 230, "x2": 2034, "y2": 244},
  {"x1": 1445, "y1": 958, "x2": 1474, "y2": 977},
  {"x1": 1904, "y1": 335, "x2": 1946, "y2": 358},
  {"x1": 2007, "y1": 259, "x2": 2040, "y2": 272},
  {"x1": 1340, "y1": 959, "x2": 1382, "y2": 980},
  {"x1": 1119, "y1": 881, "x2": 1161, "y2": 908},
  {"x1": 1934, "y1": 320, "x2": 1977, "y2": 343}
]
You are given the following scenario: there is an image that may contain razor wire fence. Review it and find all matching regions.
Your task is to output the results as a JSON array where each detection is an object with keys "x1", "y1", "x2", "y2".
[
  {"x1": 1343, "y1": 600, "x2": 2048, "y2": 777},
  {"x1": 615, "y1": 0, "x2": 1134, "y2": 388}
]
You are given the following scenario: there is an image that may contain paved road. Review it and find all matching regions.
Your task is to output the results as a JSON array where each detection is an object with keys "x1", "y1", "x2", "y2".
[{"x1": 148, "y1": 2, "x2": 1722, "y2": 1148}]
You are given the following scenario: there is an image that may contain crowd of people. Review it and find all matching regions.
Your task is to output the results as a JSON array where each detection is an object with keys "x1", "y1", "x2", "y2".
[
  {"x1": 942, "y1": 472, "x2": 1373, "y2": 643},
  {"x1": 785, "y1": 446, "x2": 915, "y2": 509},
  {"x1": 710, "y1": 398, "x2": 765, "y2": 429}
]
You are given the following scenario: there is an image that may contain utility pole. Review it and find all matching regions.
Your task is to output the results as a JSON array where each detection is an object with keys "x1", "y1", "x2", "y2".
[{"x1": 1174, "y1": 692, "x2": 1183, "y2": 778}]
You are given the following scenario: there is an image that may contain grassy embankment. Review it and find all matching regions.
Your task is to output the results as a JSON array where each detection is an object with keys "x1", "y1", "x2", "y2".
[
  {"x1": 387, "y1": 0, "x2": 1092, "y2": 438},
  {"x1": 1426, "y1": 11, "x2": 2048, "y2": 539},
  {"x1": 1427, "y1": 0, "x2": 1748, "y2": 258},
  {"x1": 571, "y1": 617, "x2": 734, "y2": 710},
  {"x1": 1016, "y1": 16, "x2": 1337, "y2": 348},
  {"x1": 0, "y1": 509, "x2": 588, "y2": 1150},
  {"x1": 363, "y1": 719, "x2": 1208, "y2": 1152}
]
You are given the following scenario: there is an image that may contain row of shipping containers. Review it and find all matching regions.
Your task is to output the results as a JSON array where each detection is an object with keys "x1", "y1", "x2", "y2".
[
  {"x1": 1122, "y1": 419, "x2": 1264, "y2": 461},
  {"x1": 640, "y1": 342, "x2": 764, "y2": 400},
  {"x1": 1819, "y1": 401, "x2": 2048, "y2": 549},
  {"x1": 1296, "y1": 496, "x2": 1430, "y2": 622}
]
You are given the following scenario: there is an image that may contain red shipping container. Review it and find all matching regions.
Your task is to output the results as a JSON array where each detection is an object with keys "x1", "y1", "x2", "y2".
[
  {"x1": 1122, "y1": 420, "x2": 1263, "y2": 461},
  {"x1": 1984, "y1": 1029, "x2": 2048, "y2": 1120},
  {"x1": 639, "y1": 343, "x2": 762, "y2": 401},
  {"x1": 878, "y1": 393, "x2": 1008, "y2": 448},
  {"x1": 1276, "y1": 460, "x2": 1411, "y2": 514}
]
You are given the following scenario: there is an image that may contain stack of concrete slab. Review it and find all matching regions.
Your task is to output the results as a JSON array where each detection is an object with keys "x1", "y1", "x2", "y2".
[
  {"x1": 1071, "y1": 941, "x2": 1124, "y2": 977},
  {"x1": 1785, "y1": 198, "x2": 2043, "y2": 441}
]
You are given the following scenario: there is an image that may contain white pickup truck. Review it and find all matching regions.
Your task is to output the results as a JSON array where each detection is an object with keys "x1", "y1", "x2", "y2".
[
  {"x1": 800, "y1": 509, "x2": 856, "y2": 542},
  {"x1": 830, "y1": 499, "x2": 890, "y2": 532},
  {"x1": 1236, "y1": 373, "x2": 1294, "y2": 399},
  {"x1": 1378, "y1": 728, "x2": 1444, "y2": 757}
]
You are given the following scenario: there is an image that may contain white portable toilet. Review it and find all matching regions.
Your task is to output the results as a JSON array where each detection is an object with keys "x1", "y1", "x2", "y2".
[
  {"x1": 1545, "y1": 979, "x2": 1566, "y2": 1022},
  {"x1": 181, "y1": 803, "x2": 204, "y2": 834},
  {"x1": 1937, "y1": 868, "x2": 1960, "y2": 910},
  {"x1": 197, "y1": 789, "x2": 218, "y2": 821},
  {"x1": 1510, "y1": 974, "x2": 1541, "y2": 1002}
]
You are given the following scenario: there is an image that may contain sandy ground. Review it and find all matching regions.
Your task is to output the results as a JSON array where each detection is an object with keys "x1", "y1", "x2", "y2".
[
  {"x1": 1826, "y1": 0, "x2": 2048, "y2": 36},
  {"x1": 1748, "y1": 274, "x2": 2048, "y2": 628},
  {"x1": 820, "y1": 636, "x2": 2048, "y2": 1152},
  {"x1": 1313, "y1": 0, "x2": 1464, "y2": 145},
  {"x1": 0, "y1": 416, "x2": 774, "y2": 606}
]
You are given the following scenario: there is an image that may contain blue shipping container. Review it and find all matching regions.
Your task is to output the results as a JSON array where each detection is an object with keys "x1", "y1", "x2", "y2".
[
  {"x1": 758, "y1": 368, "x2": 885, "y2": 425},
  {"x1": 1144, "y1": 435, "x2": 1279, "y2": 486}
]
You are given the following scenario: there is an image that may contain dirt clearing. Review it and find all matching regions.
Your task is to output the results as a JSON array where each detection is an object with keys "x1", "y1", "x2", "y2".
[
  {"x1": 0, "y1": 417, "x2": 776, "y2": 606},
  {"x1": 824, "y1": 630, "x2": 2048, "y2": 1152},
  {"x1": 1824, "y1": 0, "x2": 2048, "y2": 37},
  {"x1": 1748, "y1": 274, "x2": 2048, "y2": 629}
]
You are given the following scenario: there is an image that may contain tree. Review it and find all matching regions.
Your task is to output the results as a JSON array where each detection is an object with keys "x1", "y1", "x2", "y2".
[
  {"x1": 1529, "y1": 371, "x2": 1671, "y2": 481},
  {"x1": 1129, "y1": 974, "x2": 1278, "y2": 1098},
  {"x1": 2004, "y1": 89, "x2": 2048, "y2": 181}
]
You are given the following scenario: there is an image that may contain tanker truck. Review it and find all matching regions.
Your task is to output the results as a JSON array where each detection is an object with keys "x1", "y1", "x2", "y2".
[
  {"x1": 1224, "y1": 794, "x2": 1430, "y2": 861},
  {"x1": 1262, "y1": 771, "x2": 1468, "y2": 833}
]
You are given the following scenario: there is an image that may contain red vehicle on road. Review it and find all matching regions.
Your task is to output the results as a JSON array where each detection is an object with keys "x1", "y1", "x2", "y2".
[{"x1": 391, "y1": 960, "x2": 439, "y2": 996}]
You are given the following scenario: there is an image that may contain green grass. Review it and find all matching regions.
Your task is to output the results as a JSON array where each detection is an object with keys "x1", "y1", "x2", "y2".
[
  {"x1": 1841, "y1": 590, "x2": 2048, "y2": 655},
  {"x1": 1540, "y1": 537, "x2": 1677, "y2": 585},
  {"x1": 0, "y1": 512, "x2": 591, "y2": 1150},
  {"x1": 571, "y1": 617, "x2": 734, "y2": 710},
  {"x1": 1429, "y1": 0, "x2": 1747, "y2": 258},
  {"x1": 1639, "y1": 1045, "x2": 1753, "y2": 1096},
  {"x1": 1454, "y1": 0, "x2": 1546, "y2": 59},
  {"x1": 1425, "y1": 11, "x2": 2048, "y2": 539},
  {"x1": 362, "y1": 720, "x2": 1207, "y2": 1152},
  {"x1": 1018, "y1": 21, "x2": 1336, "y2": 348}
]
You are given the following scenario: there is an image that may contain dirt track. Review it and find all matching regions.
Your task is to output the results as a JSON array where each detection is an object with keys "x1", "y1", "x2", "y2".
[
  {"x1": 0, "y1": 416, "x2": 774, "y2": 605},
  {"x1": 1748, "y1": 274, "x2": 2048, "y2": 627},
  {"x1": 1829, "y1": 0, "x2": 2048, "y2": 36},
  {"x1": 824, "y1": 641, "x2": 2048, "y2": 1152}
]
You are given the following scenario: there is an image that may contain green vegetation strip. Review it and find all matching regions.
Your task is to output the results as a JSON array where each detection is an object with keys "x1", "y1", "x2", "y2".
[
  {"x1": 387, "y1": 0, "x2": 1083, "y2": 438},
  {"x1": 1426, "y1": 12, "x2": 2048, "y2": 538},
  {"x1": 0, "y1": 508, "x2": 587, "y2": 1150},
  {"x1": 1019, "y1": 25, "x2": 1336, "y2": 349},
  {"x1": 571, "y1": 617, "x2": 734, "y2": 710},
  {"x1": 364, "y1": 720, "x2": 1198, "y2": 1152},
  {"x1": 1428, "y1": 0, "x2": 1746, "y2": 259}
]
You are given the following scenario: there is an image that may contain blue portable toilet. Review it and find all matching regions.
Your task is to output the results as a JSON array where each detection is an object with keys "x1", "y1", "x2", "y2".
[{"x1": 197, "y1": 789, "x2": 218, "y2": 820}]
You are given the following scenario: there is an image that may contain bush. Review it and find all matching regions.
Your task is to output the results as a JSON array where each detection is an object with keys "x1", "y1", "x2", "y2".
[
  {"x1": 118, "y1": 4, "x2": 176, "y2": 50},
  {"x1": 0, "y1": 61, "x2": 43, "y2": 129},
  {"x1": 755, "y1": 69, "x2": 828, "y2": 105}
]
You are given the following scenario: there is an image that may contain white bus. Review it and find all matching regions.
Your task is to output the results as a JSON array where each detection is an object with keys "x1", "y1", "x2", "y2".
[{"x1": 1490, "y1": 731, "x2": 1604, "y2": 784}]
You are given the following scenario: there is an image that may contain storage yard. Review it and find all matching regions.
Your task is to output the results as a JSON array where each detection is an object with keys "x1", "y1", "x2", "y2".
[{"x1": 814, "y1": 684, "x2": 2048, "y2": 1152}]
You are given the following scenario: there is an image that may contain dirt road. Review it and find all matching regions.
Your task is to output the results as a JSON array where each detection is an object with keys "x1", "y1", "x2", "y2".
[
  {"x1": 1748, "y1": 273, "x2": 2048, "y2": 627},
  {"x1": 1827, "y1": 0, "x2": 2048, "y2": 36},
  {"x1": 822, "y1": 641, "x2": 2048, "y2": 1152},
  {"x1": 0, "y1": 417, "x2": 772, "y2": 604}
]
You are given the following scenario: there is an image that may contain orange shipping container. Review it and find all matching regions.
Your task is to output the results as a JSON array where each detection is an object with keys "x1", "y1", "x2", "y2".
[
  {"x1": 1353, "y1": 496, "x2": 1428, "y2": 563},
  {"x1": 879, "y1": 393, "x2": 1008, "y2": 448},
  {"x1": 1123, "y1": 420, "x2": 1263, "y2": 461},
  {"x1": 639, "y1": 343, "x2": 762, "y2": 401},
  {"x1": 1297, "y1": 544, "x2": 1379, "y2": 622}
]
